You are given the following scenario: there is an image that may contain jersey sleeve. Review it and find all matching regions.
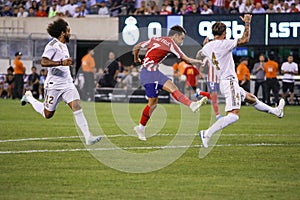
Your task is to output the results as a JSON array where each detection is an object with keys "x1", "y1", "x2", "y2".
[
  {"x1": 275, "y1": 62, "x2": 278, "y2": 71},
  {"x1": 224, "y1": 39, "x2": 238, "y2": 51},
  {"x1": 42, "y1": 43, "x2": 57, "y2": 60},
  {"x1": 281, "y1": 63, "x2": 287, "y2": 71},
  {"x1": 201, "y1": 46, "x2": 209, "y2": 58},
  {"x1": 140, "y1": 39, "x2": 151, "y2": 49},
  {"x1": 169, "y1": 39, "x2": 186, "y2": 59},
  {"x1": 294, "y1": 64, "x2": 299, "y2": 72}
]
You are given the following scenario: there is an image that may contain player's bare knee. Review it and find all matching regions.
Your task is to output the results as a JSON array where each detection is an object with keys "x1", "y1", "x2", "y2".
[
  {"x1": 245, "y1": 93, "x2": 257, "y2": 104},
  {"x1": 69, "y1": 100, "x2": 81, "y2": 111},
  {"x1": 44, "y1": 112, "x2": 54, "y2": 119},
  {"x1": 72, "y1": 104, "x2": 81, "y2": 111}
]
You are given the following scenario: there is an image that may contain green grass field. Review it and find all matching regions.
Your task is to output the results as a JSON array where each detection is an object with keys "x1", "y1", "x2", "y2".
[{"x1": 0, "y1": 99, "x2": 300, "y2": 200}]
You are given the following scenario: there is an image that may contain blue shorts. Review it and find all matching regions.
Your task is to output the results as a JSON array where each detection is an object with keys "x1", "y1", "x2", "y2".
[
  {"x1": 140, "y1": 68, "x2": 170, "y2": 98},
  {"x1": 207, "y1": 82, "x2": 220, "y2": 93}
]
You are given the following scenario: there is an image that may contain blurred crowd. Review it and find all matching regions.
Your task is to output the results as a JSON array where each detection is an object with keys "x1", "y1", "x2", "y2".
[
  {"x1": 0, "y1": 0, "x2": 299, "y2": 18},
  {"x1": 75, "y1": 50, "x2": 141, "y2": 101},
  {"x1": 0, "y1": 55, "x2": 48, "y2": 100},
  {"x1": 0, "y1": 50, "x2": 141, "y2": 101}
]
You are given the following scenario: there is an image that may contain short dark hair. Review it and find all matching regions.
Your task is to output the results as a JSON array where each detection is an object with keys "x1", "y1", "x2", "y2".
[
  {"x1": 15, "y1": 52, "x2": 22, "y2": 56},
  {"x1": 168, "y1": 25, "x2": 186, "y2": 36},
  {"x1": 212, "y1": 22, "x2": 226, "y2": 36},
  {"x1": 239, "y1": 57, "x2": 248, "y2": 62},
  {"x1": 7, "y1": 66, "x2": 14, "y2": 73},
  {"x1": 47, "y1": 18, "x2": 69, "y2": 39},
  {"x1": 268, "y1": 54, "x2": 275, "y2": 60}
]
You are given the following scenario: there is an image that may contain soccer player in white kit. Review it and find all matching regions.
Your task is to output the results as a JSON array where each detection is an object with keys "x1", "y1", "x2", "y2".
[
  {"x1": 199, "y1": 14, "x2": 286, "y2": 148},
  {"x1": 21, "y1": 18, "x2": 101, "y2": 145}
]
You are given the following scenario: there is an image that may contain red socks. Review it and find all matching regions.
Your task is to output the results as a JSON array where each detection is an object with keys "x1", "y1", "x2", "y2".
[
  {"x1": 211, "y1": 94, "x2": 219, "y2": 116},
  {"x1": 199, "y1": 91, "x2": 211, "y2": 99},
  {"x1": 171, "y1": 90, "x2": 192, "y2": 107},
  {"x1": 140, "y1": 105, "x2": 157, "y2": 126}
]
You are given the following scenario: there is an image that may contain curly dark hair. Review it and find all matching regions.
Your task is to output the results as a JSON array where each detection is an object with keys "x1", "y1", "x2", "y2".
[
  {"x1": 212, "y1": 22, "x2": 226, "y2": 36},
  {"x1": 168, "y1": 25, "x2": 187, "y2": 36},
  {"x1": 47, "y1": 18, "x2": 69, "y2": 39}
]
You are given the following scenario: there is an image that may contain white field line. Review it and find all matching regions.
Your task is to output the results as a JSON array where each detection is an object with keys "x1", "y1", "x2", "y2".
[
  {"x1": 0, "y1": 143, "x2": 300, "y2": 155},
  {"x1": 0, "y1": 133, "x2": 298, "y2": 143}
]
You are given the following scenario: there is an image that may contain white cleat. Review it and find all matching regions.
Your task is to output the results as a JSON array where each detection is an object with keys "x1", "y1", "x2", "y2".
[
  {"x1": 199, "y1": 130, "x2": 210, "y2": 148},
  {"x1": 190, "y1": 97, "x2": 208, "y2": 112},
  {"x1": 195, "y1": 88, "x2": 200, "y2": 98},
  {"x1": 86, "y1": 136, "x2": 102, "y2": 145},
  {"x1": 20, "y1": 90, "x2": 33, "y2": 106},
  {"x1": 276, "y1": 99, "x2": 285, "y2": 118},
  {"x1": 134, "y1": 126, "x2": 146, "y2": 141}
]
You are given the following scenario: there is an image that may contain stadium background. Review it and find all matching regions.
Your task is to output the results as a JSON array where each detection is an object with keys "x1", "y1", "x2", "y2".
[
  {"x1": 0, "y1": 14, "x2": 300, "y2": 199},
  {"x1": 0, "y1": 13, "x2": 299, "y2": 102}
]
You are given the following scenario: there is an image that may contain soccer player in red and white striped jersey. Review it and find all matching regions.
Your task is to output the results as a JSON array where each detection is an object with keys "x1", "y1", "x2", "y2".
[
  {"x1": 196, "y1": 50, "x2": 221, "y2": 120},
  {"x1": 133, "y1": 25, "x2": 208, "y2": 141}
]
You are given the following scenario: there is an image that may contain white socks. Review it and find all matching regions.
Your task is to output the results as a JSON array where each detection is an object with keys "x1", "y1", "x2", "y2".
[
  {"x1": 73, "y1": 109, "x2": 91, "y2": 140},
  {"x1": 138, "y1": 123, "x2": 145, "y2": 132},
  {"x1": 204, "y1": 99, "x2": 278, "y2": 139},
  {"x1": 253, "y1": 99, "x2": 277, "y2": 116},
  {"x1": 26, "y1": 95, "x2": 45, "y2": 118},
  {"x1": 206, "y1": 113, "x2": 239, "y2": 138}
]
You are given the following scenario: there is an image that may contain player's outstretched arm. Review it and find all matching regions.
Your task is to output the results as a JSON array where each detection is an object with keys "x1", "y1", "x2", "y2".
[
  {"x1": 41, "y1": 57, "x2": 72, "y2": 67},
  {"x1": 202, "y1": 37, "x2": 210, "y2": 47},
  {"x1": 181, "y1": 55, "x2": 203, "y2": 66},
  {"x1": 237, "y1": 14, "x2": 252, "y2": 46}
]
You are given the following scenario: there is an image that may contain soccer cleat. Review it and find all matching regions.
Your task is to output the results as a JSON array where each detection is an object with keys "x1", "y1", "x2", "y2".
[
  {"x1": 195, "y1": 88, "x2": 200, "y2": 98},
  {"x1": 276, "y1": 99, "x2": 285, "y2": 118},
  {"x1": 86, "y1": 136, "x2": 102, "y2": 145},
  {"x1": 20, "y1": 90, "x2": 33, "y2": 106},
  {"x1": 199, "y1": 130, "x2": 210, "y2": 148},
  {"x1": 190, "y1": 97, "x2": 208, "y2": 112},
  {"x1": 134, "y1": 126, "x2": 146, "y2": 141}
]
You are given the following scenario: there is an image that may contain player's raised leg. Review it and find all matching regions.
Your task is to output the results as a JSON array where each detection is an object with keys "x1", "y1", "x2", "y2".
[
  {"x1": 245, "y1": 92, "x2": 285, "y2": 118},
  {"x1": 164, "y1": 80, "x2": 208, "y2": 112},
  {"x1": 21, "y1": 90, "x2": 45, "y2": 117}
]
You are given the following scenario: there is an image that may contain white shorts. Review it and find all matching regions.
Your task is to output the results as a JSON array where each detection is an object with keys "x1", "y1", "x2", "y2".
[
  {"x1": 220, "y1": 79, "x2": 246, "y2": 112},
  {"x1": 44, "y1": 86, "x2": 80, "y2": 111}
]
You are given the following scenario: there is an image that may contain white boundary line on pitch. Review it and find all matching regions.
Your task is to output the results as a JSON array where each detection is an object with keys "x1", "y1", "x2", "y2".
[
  {"x1": 0, "y1": 143, "x2": 300, "y2": 154},
  {"x1": 0, "y1": 133, "x2": 299, "y2": 143}
]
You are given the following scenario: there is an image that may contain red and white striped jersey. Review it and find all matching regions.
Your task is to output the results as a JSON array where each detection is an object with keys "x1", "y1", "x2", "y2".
[
  {"x1": 203, "y1": 57, "x2": 219, "y2": 83},
  {"x1": 139, "y1": 36, "x2": 186, "y2": 71}
]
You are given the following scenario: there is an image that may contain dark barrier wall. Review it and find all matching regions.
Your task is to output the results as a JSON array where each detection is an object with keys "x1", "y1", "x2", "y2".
[
  {"x1": 119, "y1": 13, "x2": 300, "y2": 46},
  {"x1": 95, "y1": 88, "x2": 170, "y2": 103}
]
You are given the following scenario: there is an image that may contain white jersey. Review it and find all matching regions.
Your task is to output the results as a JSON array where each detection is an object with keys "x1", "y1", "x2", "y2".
[
  {"x1": 281, "y1": 61, "x2": 298, "y2": 83},
  {"x1": 42, "y1": 38, "x2": 73, "y2": 90},
  {"x1": 201, "y1": 39, "x2": 238, "y2": 81}
]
